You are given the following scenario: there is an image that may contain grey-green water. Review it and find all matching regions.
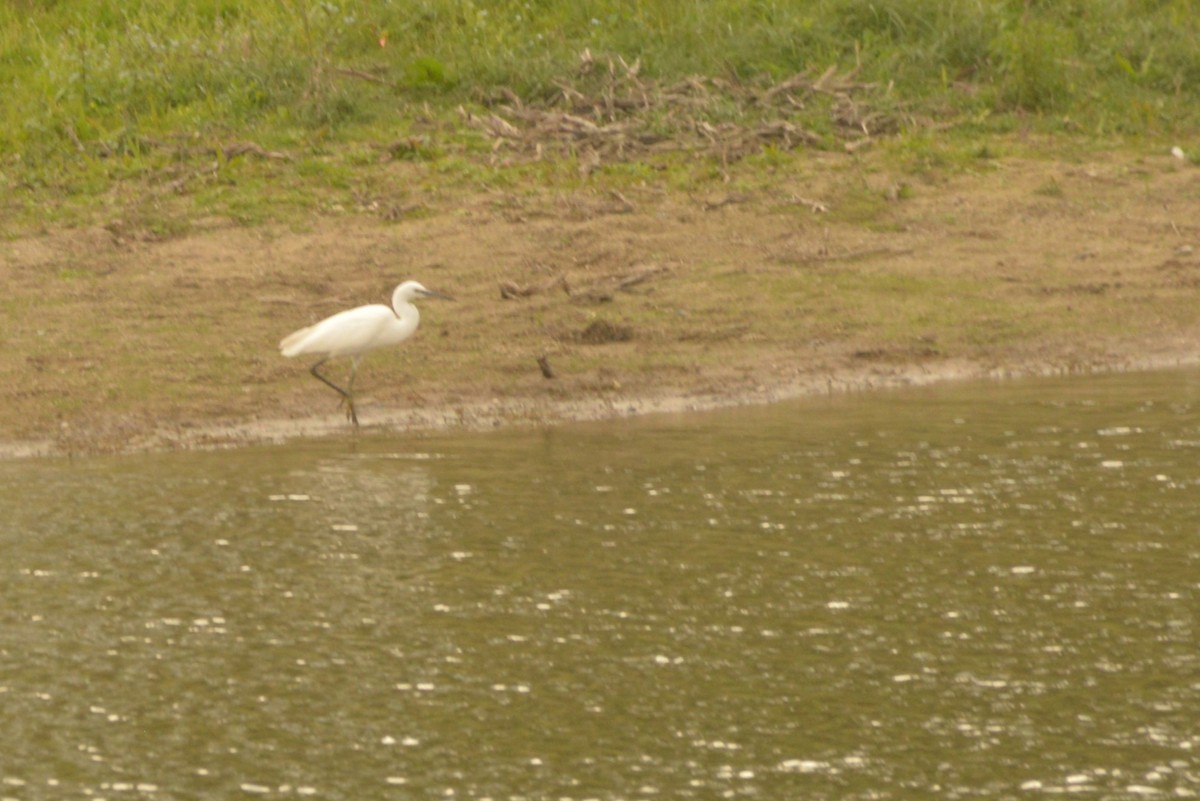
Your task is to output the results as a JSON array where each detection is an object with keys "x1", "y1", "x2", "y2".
[{"x1": 2, "y1": 370, "x2": 1198, "y2": 800}]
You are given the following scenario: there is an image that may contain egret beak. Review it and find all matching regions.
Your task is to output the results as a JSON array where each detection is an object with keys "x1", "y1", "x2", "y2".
[{"x1": 418, "y1": 288, "x2": 455, "y2": 301}]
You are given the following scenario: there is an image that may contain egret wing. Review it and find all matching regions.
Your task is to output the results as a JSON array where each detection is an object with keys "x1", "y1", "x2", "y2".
[{"x1": 279, "y1": 304, "x2": 395, "y2": 358}]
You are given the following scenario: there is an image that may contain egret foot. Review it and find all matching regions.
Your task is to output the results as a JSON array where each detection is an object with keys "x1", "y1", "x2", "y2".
[
  {"x1": 310, "y1": 358, "x2": 360, "y2": 427},
  {"x1": 339, "y1": 395, "x2": 359, "y2": 427}
]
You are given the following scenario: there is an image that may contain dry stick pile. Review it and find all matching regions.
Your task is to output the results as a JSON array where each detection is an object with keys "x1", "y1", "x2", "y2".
[{"x1": 461, "y1": 51, "x2": 898, "y2": 174}]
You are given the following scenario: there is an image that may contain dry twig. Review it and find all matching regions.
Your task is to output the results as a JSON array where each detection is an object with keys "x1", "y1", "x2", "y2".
[
  {"x1": 499, "y1": 274, "x2": 569, "y2": 300},
  {"x1": 335, "y1": 67, "x2": 391, "y2": 85}
]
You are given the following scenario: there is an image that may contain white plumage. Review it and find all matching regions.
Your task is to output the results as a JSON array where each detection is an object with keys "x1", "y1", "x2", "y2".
[{"x1": 280, "y1": 280, "x2": 452, "y2": 426}]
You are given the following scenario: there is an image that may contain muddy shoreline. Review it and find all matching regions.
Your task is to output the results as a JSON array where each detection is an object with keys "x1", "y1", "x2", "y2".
[
  {"x1": 7, "y1": 348, "x2": 1197, "y2": 461},
  {"x1": 3, "y1": 150, "x2": 1198, "y2": 460}
]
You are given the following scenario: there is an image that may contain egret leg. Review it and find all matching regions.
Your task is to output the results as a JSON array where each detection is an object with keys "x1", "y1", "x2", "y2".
[
  {"x1": 343, "y1": 358, "x2": 361, "y2": 426},
  {"x1": 309, "y1": 359, "x2": 360, "y2": 427}
]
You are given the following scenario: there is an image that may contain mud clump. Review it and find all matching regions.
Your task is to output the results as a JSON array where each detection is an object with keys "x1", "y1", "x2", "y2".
[{"x1": 578, "y1": 320, "x2": 634, "y2": 344}]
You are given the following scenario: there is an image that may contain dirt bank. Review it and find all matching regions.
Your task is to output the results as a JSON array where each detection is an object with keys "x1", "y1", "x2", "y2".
[{"x1": 2, "y1": 149, "x2": 1198, "y2": 458}]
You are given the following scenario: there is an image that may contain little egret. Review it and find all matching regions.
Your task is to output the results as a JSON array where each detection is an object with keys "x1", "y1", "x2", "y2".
[{"x1": 280, "y1": 280, "x2": 453, "y2": 426}]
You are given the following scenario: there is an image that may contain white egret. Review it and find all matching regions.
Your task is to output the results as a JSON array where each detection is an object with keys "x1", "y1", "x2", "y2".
[{"x1": 280, "y1": 280, "x2": 453, "y2": 426}]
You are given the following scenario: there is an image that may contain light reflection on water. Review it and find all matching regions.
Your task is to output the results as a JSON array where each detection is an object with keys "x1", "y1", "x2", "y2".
[{"x1": 1, "y1": 369, "x2": 1198, "y2": 799}]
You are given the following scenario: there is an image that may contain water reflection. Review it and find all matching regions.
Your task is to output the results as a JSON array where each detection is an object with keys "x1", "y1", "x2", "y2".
[{"x1": 1, "y1": 369, "x2": 1197, "y2": 799}]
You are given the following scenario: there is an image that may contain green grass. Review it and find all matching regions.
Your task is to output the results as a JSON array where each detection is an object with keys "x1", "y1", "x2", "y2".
[{"x1": 3, "y1": 0, "x2": 1199, "y2": 233}]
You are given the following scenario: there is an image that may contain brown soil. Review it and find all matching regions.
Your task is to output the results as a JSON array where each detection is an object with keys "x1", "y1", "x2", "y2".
[{"x1": 2, "y1": 148, "x2": 1198, "y2": 459}]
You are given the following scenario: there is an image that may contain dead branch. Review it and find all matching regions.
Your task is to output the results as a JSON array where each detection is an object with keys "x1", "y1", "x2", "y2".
[
  {"x1": 758, "y1": 70, "x2": 813, "y2": 104},
  {"x1": 499, "y1": 274, "x2": 569, "y2": 300},
  {"x1": 789, "y1": 195, "x2": 830, "y2": 214},
  {"x1": 819, "y1": 247, "x2": 915, "y2": 263},
  {"x1": 218, "y1": 142, "x2": 291, "y2": 161},
  {"x1": 615, "y1": 264, "x2": 668, "y2": 290},
  {"x1": 335, "y1": 67, "x2": 391, "y2": 85},
  {"x1": 63, "y1": 121, "x2": 86, "y2": 153},
  {"x1": 570, "y1": 264, "x2": 669, "y2": 303},
  {"x1": 608, "y1": 189, "x2": 635, "y2": 213},
  {"x1": 812, "y1": 64, "x2": 840, "y2": 93},
  {"x1": 702, "y1": 194, "x2": 746, "y2": 211}
]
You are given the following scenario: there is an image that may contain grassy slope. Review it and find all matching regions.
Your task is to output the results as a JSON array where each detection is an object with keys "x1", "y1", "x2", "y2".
[{"x1": 2, "y1": 0, "x2": 1199, "y2": 232}]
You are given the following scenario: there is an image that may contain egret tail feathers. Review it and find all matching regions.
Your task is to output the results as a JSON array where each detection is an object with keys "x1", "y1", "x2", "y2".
[{"x1": 279, "y1": 325, "x2": 315, "y2": 357}]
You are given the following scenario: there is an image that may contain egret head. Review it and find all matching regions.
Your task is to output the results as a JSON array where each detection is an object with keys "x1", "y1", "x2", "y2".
[{"x1": 393, "y1": 280, "x2": 454, "y2": 306}]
